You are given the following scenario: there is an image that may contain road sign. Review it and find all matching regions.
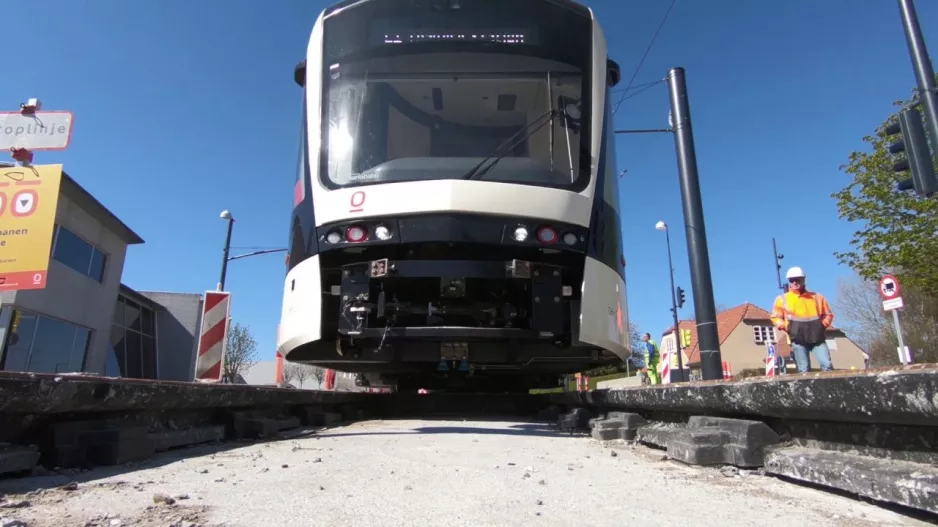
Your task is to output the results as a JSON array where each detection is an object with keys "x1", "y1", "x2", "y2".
[
  {"x1": 879, "y1": 274, "x2": 901, "y2": 299},
  {"x1": 0, "y1": 111, "x2": 74, "y2": 151},
  {"x1": 883, "y1": 297, "x2": 905, "y2": 311},
  {"x1": 195, "y1": 291, "x2": 231, "y2": 382},
  {"x1": 0, "y1": 164, "x2": 62, "y2": 291}
]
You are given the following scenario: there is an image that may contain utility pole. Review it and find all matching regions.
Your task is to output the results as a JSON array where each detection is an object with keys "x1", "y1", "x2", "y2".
[
  {"x1": 772, "y1": 238, "x2": 787, "y2": 293},
  {"x1": 666, "y1": 67, "x2": 723, "y2": 381},
  {"x1": 218, "y1": 213, "x2": 235, "y2": 291},
  {"x1": 656, "y1": 221, "x2": 686, "y2": 383},
  {"x1": 897, "y1": 0, "x2": 938, "y2": 158}
]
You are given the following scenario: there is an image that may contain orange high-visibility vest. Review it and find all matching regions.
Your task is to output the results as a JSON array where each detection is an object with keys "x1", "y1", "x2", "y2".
[{"x1": 770, "y1": 290, "x2": 833, "y2": 345}]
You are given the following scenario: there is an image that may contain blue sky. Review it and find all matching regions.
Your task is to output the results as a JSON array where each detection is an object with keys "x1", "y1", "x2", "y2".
[{"x1": 3, "y1": 0, "x2": 936, "y2": 358}]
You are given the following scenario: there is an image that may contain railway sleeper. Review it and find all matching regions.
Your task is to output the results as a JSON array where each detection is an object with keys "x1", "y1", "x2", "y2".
[
  {"x1": 0, "y1": 404, "x2": 359, "y2": 476},
  {"x1": 584, "y1": 412, "x2": 938, "y2": 516}
]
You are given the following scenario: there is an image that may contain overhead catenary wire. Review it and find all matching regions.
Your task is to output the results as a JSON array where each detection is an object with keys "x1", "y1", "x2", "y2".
[
  {"x1": 612, "y1": 0, "x2": 679, "y2": 115},
  {"x1": 611, "y1": 79, "x2": 663, "y2": 94},
  {"x1": 616, "y1": 79, "x2": 665, "y2": 103},
  {"x1": 230, "y1": 246, "x2": 285, "y2": 251}
]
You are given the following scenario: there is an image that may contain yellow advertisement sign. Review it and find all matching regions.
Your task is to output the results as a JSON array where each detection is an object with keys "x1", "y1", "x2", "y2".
[{"x1": 0, "y1": 164, "x2": 62, "y2": 291}]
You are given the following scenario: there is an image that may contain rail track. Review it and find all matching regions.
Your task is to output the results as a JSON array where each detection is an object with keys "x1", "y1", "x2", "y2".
[{"x1": 0, "y1": 367, "x2": 936, "y2": 515}]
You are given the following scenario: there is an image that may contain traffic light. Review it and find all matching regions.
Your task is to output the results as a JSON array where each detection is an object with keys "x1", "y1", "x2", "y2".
[
  {"x1": 676, "y1": 286, "x2": 686, "y2": 308},
  {"x1": 886, "y1": 107, "x2": 937, "y2": 197},
  {"x1": 680, "y1": 328, "x2": 691, "y2": 347}
]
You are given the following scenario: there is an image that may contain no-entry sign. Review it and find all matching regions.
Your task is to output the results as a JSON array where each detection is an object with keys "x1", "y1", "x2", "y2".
[{"x1": 879, "y1": 275, "x2": 901, "y2": 300}]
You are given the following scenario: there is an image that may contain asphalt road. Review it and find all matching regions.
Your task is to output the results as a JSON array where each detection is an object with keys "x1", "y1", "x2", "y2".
[{"x1": 0, "y1": 419, "x2": 928, "y2": 527}]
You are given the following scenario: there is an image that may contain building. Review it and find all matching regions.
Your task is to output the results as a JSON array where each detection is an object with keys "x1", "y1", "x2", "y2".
[
  {"x1": 241, "y1": 359, "x2": 278, "y2": 385},
  {"x1": 661, "y1": 302, "x2": 868, "y2": 376},
  {"x1": 116, "y1": 287, "x2": 205, "y2": 382},
  {"x1": 0, "y1": 171, "x2": 203, "y2": 381}
]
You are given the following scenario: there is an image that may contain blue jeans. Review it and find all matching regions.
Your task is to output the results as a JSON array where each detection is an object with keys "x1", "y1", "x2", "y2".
[{"x1": 791, "y1": 341, "x2": 833, "y2": 373}]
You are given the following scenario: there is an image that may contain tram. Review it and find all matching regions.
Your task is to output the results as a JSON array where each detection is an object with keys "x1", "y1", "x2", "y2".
[{"x1": 278, "y1": 0, "x2": 630, "y2": 392}]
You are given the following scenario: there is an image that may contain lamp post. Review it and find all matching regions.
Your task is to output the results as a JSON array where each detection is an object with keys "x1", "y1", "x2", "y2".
[
  {"x1": 656, "y1": 220, "x2": 685, "y2": 382},
  {"x1": 218, "y1": 210, "x2": 235, "y2": 291}
]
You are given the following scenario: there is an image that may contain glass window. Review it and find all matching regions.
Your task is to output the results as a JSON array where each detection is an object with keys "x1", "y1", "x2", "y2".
[
  {"x1": 30, "y1": 316, "x2": 80, "y2": 373},
  {"x1": 71, "y1": 327, "x2": 91, "y2": 372},
  {"x1": 752, "y1": 326, "x2": 777, "y2": 344},
  {"x1": 125, "y1": 330, "x2": 142, "y2": 379},
  {"x1": 1, "y1": 309, "x2": 92, "y2": 374},
  {"x1": 89, "y1": 249, "x2": 107, "y2": 282},
  {"x1": 319, "y1": 0, "x2": 591, "y2": 192},
  {"x1": 52, "y1": 225, "x2": 108, "y2": 282},
  {"x1": 53, "y1": 226, "x2": 93, "y2": 275},
  {"x1": 110, "y1": 325, "x2": 126, "y2": 376},
  {"x1": 124, "y1": 300, "x2": 142, "y2": 332},
  {"x1": 141, "y1": 335, "x2": 156, "y2": 379},
  {"x1": 2, "y1": 310, "x2": 38, "y2": 372},
  {"x1": 113, "y1": 298, "x2": 124, "y2": 327},
  {"x1": 141, "y1": 307, "x2": 155, "y2": 336},
  {"x1": 111, "y1": 294, "x2": 158, "y2": 379}
]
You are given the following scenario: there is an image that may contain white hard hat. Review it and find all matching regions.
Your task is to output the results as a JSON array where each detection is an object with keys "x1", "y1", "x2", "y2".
[{"x1": 785, "y1": 266, "x2": 805, "y2": 279}]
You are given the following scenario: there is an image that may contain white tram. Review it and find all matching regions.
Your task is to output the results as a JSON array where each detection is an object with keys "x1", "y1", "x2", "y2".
[{"x1": 278, "y1": 0, "x2": 630, "y2": 392}]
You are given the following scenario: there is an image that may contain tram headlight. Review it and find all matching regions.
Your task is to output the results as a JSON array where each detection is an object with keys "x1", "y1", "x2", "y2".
[
  {"x1": 562, "y1": 232, "x2": 578, "y2": 246},
  {"x1": 374, "y1": 225, "x2": 392, "y2": 241},
  {"x1": 326, "y1": 231, "x2": 342, "y2": 244},
  {"x1": 513, "y1": 226, "x2": 529, "y2": 242}
]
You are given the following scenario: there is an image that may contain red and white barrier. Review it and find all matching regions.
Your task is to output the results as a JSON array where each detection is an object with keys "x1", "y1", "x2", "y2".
[
  {"x1": 765, "y1": 356, "x2": 776, "y2": 377},
  {"x1": 275, "y1": 351, "x2": 284, "y2": 384},
  {"x1": 275, "y1": 324, "x2": 284, "y2": 385},
  {"x1": 195, "y1": 291, "x2": 231, "y2": 382},
  {"x1": 661, "y1": 350, "x2": 671, "y2": 384},
  {"x1": 722, "y1": 361, "x2": 734, "y2": 381}
]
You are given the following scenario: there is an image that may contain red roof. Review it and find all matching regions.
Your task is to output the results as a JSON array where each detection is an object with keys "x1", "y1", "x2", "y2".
[{"x1": 661, "y1": 302, "x2": 794, "y2": 364}]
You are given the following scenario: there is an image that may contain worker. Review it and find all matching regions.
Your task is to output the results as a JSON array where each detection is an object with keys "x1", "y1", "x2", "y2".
[
  {"x1": 641, "y1": 333, "x2": 661, "y2": 384},
  {"x1": 770, "y1": 266, "x2": 835, "y2": 373}
]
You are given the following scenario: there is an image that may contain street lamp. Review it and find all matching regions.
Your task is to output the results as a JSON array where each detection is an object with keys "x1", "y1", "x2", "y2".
[
  {"x1": 218, "y1": 210, "x2": 235, "y2": 291},
  {"x1": 655, "y1": 220, "x2": 686, "y2": 382},
  {"x1": 216, "y1": 210, "x2": 289, "y2": 291}
]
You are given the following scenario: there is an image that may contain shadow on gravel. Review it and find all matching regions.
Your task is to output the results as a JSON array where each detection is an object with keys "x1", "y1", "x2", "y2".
[{"x1": 317, "y1": 422, "x2": 585, "y2": 439}]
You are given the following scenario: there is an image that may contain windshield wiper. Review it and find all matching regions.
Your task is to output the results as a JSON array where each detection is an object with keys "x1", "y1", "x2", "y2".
[{"x1": 460, "y1": 108, "x2": 558, "y2": 180}]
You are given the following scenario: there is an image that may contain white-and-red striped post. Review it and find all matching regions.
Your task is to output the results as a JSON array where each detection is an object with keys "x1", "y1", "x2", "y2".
[
  {"x1": 661, "y1": 350, "x2": 671, "y2": 384},
  {"x1": 765, "y1": 344, "x2": 777, "y2": 377},
  {"x1": 195, "y1": 291, "x2": 231, "y2": 382}
]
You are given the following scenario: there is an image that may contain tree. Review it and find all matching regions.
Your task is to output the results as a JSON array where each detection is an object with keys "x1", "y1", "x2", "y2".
[
  {"x1": 282, "y1": 364, "x2": 325, "y2": 389},
  {"x1": 223, "y1": 322, "x2": 259, "y2": 383},
  {"x1": 310, "y1": 366, "x2": 326, "y2": 388},
  {"x1": 835, "y1": 275, "x2": 938, "y2": 366},
  {"x1": 626, "y1": 322, "x2": 645, "y2": 367},
  {"x1": 282, "y1": 363, "x2": 300, "y2": 386},
  {"x1": 832, "y1": 79, "x2": 938, "y2": 296},
  {"x1": 293, "y1": 364, "x2": 311, "y2": 388}
]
